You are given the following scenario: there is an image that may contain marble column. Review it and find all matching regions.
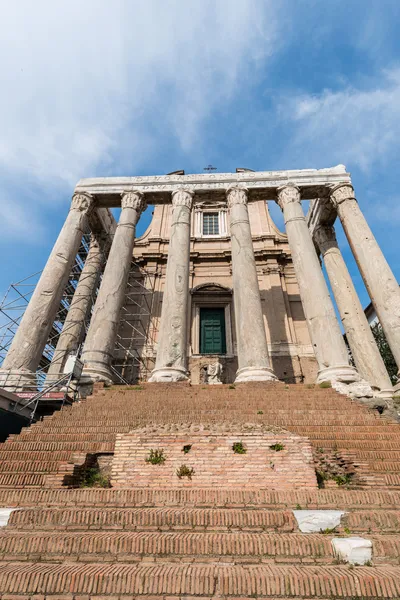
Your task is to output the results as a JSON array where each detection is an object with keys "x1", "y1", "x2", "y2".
[
  {"x1": 46, "y1": 234, "x2": 105, "y2": 382},
  {"x1": 227, "y1": 186, "x2": 277, "y2": 383},
  {"x1": 314, "y1": 224, "x2": 393, "y2": 396},
  {"x1": 276, "y1": 185, "x2": 360, "y2": 385},
  {"x1": 149, "y1": 189, "x2": 193, "y2": 382},
  {"x1": 0, "y1": 193, "x2": 93, "y2": 389},
  {"x1": 81, "y1": 190, "x2": 146, "y2": 384},
  {"x1": 330, "y1": 183, "x2": 400, "y2": 379}
]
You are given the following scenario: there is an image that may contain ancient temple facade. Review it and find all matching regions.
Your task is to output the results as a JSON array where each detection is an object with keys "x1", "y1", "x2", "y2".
[{"x1": 1, "y1": 166, "x2": 399, "y2": 396}]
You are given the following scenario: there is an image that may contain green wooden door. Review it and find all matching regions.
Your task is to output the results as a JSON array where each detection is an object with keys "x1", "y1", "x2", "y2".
[{"x1": 200, "y1": 308, "x2": 226, "y2": 354}]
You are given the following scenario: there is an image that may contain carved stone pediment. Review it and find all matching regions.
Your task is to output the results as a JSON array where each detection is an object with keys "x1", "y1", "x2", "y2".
[{"x1": 191, "y1": 283, "x2": 232, "y2": 295}]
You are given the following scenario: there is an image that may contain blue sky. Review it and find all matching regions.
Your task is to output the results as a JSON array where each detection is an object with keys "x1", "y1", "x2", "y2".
[{"x1": 1, "y1": 0, "x2": 399, "y2": 311}]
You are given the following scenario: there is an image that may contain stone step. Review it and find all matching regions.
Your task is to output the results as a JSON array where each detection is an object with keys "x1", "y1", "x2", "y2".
[
  {"x1": 0, "y1": 530, "x2": 397, "y2": 564},
  {"x1": 1, "y1": 487, "x2": 400, "y2": 509},
  {"x1": 0, "y1": 562, "x2": 399, "y2": 597}
]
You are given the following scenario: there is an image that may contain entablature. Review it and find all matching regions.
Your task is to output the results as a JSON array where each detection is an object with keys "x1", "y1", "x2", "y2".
[{"x1": 75, "y1": 165, "x2": 351, "y2": 208}]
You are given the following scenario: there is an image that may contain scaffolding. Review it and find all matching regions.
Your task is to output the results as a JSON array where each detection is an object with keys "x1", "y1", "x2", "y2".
[
  {"x1": 112, "y1": 261, "x2": 158, "y2": 383},
  {"x1": 0, "y1": 236, "x2": 158, "y2": 388},
  {"x1": 0, "y1": 233, "x2": 92, "y2": 386}
]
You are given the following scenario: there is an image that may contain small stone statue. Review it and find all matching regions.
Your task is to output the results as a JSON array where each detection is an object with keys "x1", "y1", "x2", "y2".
[{"x1": 207, "y1": 359, "x2": 223, "y2": 385}]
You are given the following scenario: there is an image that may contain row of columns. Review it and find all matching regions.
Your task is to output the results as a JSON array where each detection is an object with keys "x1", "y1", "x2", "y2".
[{"x1": 1, "y1": 182, "x2": 399, "y2": 395}]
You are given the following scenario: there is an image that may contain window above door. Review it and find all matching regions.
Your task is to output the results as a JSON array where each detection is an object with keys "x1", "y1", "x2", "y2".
[{"x1": 194, "y1": 208, "x2": 228, "y2": 238}]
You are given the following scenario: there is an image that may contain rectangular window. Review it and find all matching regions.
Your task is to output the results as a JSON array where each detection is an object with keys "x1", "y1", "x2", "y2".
[{"x1": 202, "y1": 212, "x2": 219, "y2": 236}]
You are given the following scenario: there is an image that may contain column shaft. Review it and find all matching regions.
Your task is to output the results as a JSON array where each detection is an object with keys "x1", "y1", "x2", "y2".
[
  {"x1": 1, "y1": 193, "x2": 93, "y2": 386},
  {"x1": 149, "y1": 189, "x2": 193, "y2": 382},
  {"x1": 331, "y1": 183, "x2": 400, "y2": 376},
  {"x1": 314, "y1": 225, "x2": 392, "y2": 395},
  {"x1": 227, "y1": 186, "x2": 276, "y2": 383},
  {"x1": 277, "y1": 185, "x2": 359, "y2": 384},
  {"x1": 46, "y1": 234, "x2": 105, "y2": 382},
  {"x1": 81, "y1": 191, "x2": 146, "y2": 384}
]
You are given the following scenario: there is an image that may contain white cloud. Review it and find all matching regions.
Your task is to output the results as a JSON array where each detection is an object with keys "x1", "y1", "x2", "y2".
[
  {"x1": 0, "y1": 0, "x2": 279, "y2": 239},
  {"x1": 279, "y1": 68, "x2": 400, "y2": 171}
]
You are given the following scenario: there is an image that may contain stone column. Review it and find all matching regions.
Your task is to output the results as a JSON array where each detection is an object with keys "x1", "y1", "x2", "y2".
[
  {"x1": 0, "y1": 193, "x2": 93, "y2": 389},
  {"x1": 149, "y1": 189, "x2": 193, "y2": 382},
  {"x1": 331, "y1": 183, "x2": 400, "y2": 379},
  {"x1": 314, "y1": 224, "x2": 393, "y2": 397},
  {"x1": 276, "y1": 185, "x2": 360, "y2": 385},
  {"x1": 227, "y1": 186, "x2": 277, "y2": 383},
  {"x1": 46, "y1": 234, "x2": 105, "y2": 382},
  {"x1": 81, "y1": 190, "x2": 146, "y2": 384}
]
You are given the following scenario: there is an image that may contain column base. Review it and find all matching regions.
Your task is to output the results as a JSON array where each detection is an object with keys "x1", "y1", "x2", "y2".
[
  {"x1": 0, "y1": 368, "x2": 37, "y2": 393},
  {"x1": 316, "y1": 365, "x2": 361, "y2": 385},
  {"x1": 376, "y1": 387, "x2": 395, "y2": 400},
  {"x1": 235, "y1": 366, "x2": 277, "y2": 383},
  {"x1": 148, "y1": 367, "x2": 189, "y2": 383},
  {"x1": 81, "y1": 363, "x2": 114, "y2": 387}
]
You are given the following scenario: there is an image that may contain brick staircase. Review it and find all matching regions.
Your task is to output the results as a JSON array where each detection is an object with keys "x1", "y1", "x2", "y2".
[{"x1": 0, "y1": 382, "x2": 400, "y2": 598}]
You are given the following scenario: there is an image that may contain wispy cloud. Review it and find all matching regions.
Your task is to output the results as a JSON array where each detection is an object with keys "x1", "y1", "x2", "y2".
[
  {"x1": 0, "y1": 0, "x2": 279, "y2": 240},
  {"x1": 278, "y1": 67, "x2": 400, "y2": 171}
]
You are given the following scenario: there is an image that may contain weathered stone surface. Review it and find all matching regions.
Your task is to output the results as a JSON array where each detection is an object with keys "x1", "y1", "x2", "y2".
[
  {"x1": 293, "y1": 510, "x2": 345, "y2": 533},
  {"x1": 227, "y1": 186, "x2": 276, "y2": 383},
  {"x1": 332, "y1": 536, "x2": 372, "y2": 565},
  {"x1": 46, "y1": 234, "x2": 105, "y2": 381},
  {"x1": 0, "y1": 508, "x2": 14, "y2": 527},
  {"x1": 74, "y1": 164, "x2": 351, "y2": 201},
  {"x1": 0, "y1": 193, "x2": 93, "y2": 390},
  {"x1": 149, "y1": 189, "x2": 194, "y2": 382},
  {"x1": 331, "y1": 183, "x2": 400, "y2": 379},
  {"x1": 82, "y1": 190, "x2": 146, "y2": 384},
  {"x1": 314, "y1": 224, "x2": 392, "y2": 395},
  {"x1": 276, "y1": 185, "x2": 360, "y2": 385}
]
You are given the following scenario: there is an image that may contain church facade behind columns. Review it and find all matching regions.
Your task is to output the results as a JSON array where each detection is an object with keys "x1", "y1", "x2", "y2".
[{"x1": 1, "y1": 166, "x2": 399, "y2": 396}]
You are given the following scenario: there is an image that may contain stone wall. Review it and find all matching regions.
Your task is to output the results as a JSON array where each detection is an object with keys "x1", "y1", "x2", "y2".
[{"x1": 111, "y1": 424, "x2": 317, "y2": 489}]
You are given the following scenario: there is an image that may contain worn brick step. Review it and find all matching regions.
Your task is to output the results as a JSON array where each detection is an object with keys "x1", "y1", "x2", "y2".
[
  {"x1": 2, "y1": 487, "x2": 400, "y2": 509},
  {"x1": 9, "y1": 507, "x2": 400, "y2": 533},
  {"x1": 36, "y1": 421, "x2": 396, "y2": 432},
  {"x1": 365, "y1": 462, "x2": 400, "y2": 472},
  {"x1": 10, "y1": 433, "x2": 400, "y2": 445},
  {"x1": 0, "y1": 461, "x2": 63, "y2": 474},
  {"x1": 0, "y1": 531, "x2": 338, "y2": 563},
  {"x1": 0, "y1": 441, "x2": 114, "y2": 452},
  {"x1": 0, "y1": 562, "x2": 400, "y2": 597},
  {"x1": 7, "y1": 507, "x2": 297, "y2": 531},
  {"x1": 0, "y1": 474, "x2": 45, "y2": 488},
  {"x1": 0, "y1": 451, "x2": 74, "y2": 462},
  {"x1": 1, "y1": 531, "x2": 400, "y2": 565},
  {"x1": 384, "y1": 474, "x2": 400, "y2": 486}
]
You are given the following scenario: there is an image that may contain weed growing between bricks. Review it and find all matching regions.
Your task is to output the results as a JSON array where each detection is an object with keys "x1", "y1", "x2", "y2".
[
  {"x1": 270, "y1": 443, "x2": 285, "y2": 452},
  {"x1": 182, "y1": 444, "x2": 192, "y2": 454},
  {"x1": 314, "y1": 448, "x2": 357, "y2": 488},
  {"x1": 176, "y1": 464, "x2": 195, "y2": 479},
  {"x1": 80, "y1": 468, "x2": 111, "y2": 488},
  {"x1": 146, "y1": 449, "x2": 166, "y2": 465},
  {"x1": 232, "y1": 441, "x2": 247, "y2": 454}
]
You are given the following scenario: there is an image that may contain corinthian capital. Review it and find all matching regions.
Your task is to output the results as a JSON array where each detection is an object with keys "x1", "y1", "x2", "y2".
[
  {"x1": 313, "y1": 224, "x2": 338, "y2": 254},
  {"x1": 276, "y1": 185, "x2": 301, "y2": 210},
  {"x1": 121, "y1": 190, "x2": 146, "y2": 212},
  {"x1": 71, "y1": 192, "x2": 94, "y2": 213},
  {"x1": 171, "y1": 188, "x2": 194, "y2": 209},
  {"x1": 226, "y1": 186, "x2": 248, "y2": 209},
  {"x1": 330, "y1": 183, "x2": 356, "y2": 208}
]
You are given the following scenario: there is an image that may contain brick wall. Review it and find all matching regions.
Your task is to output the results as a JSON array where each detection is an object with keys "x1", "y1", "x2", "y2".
[{"x1": 111, "y1": 424, "x2": 317, "y2": 489}]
